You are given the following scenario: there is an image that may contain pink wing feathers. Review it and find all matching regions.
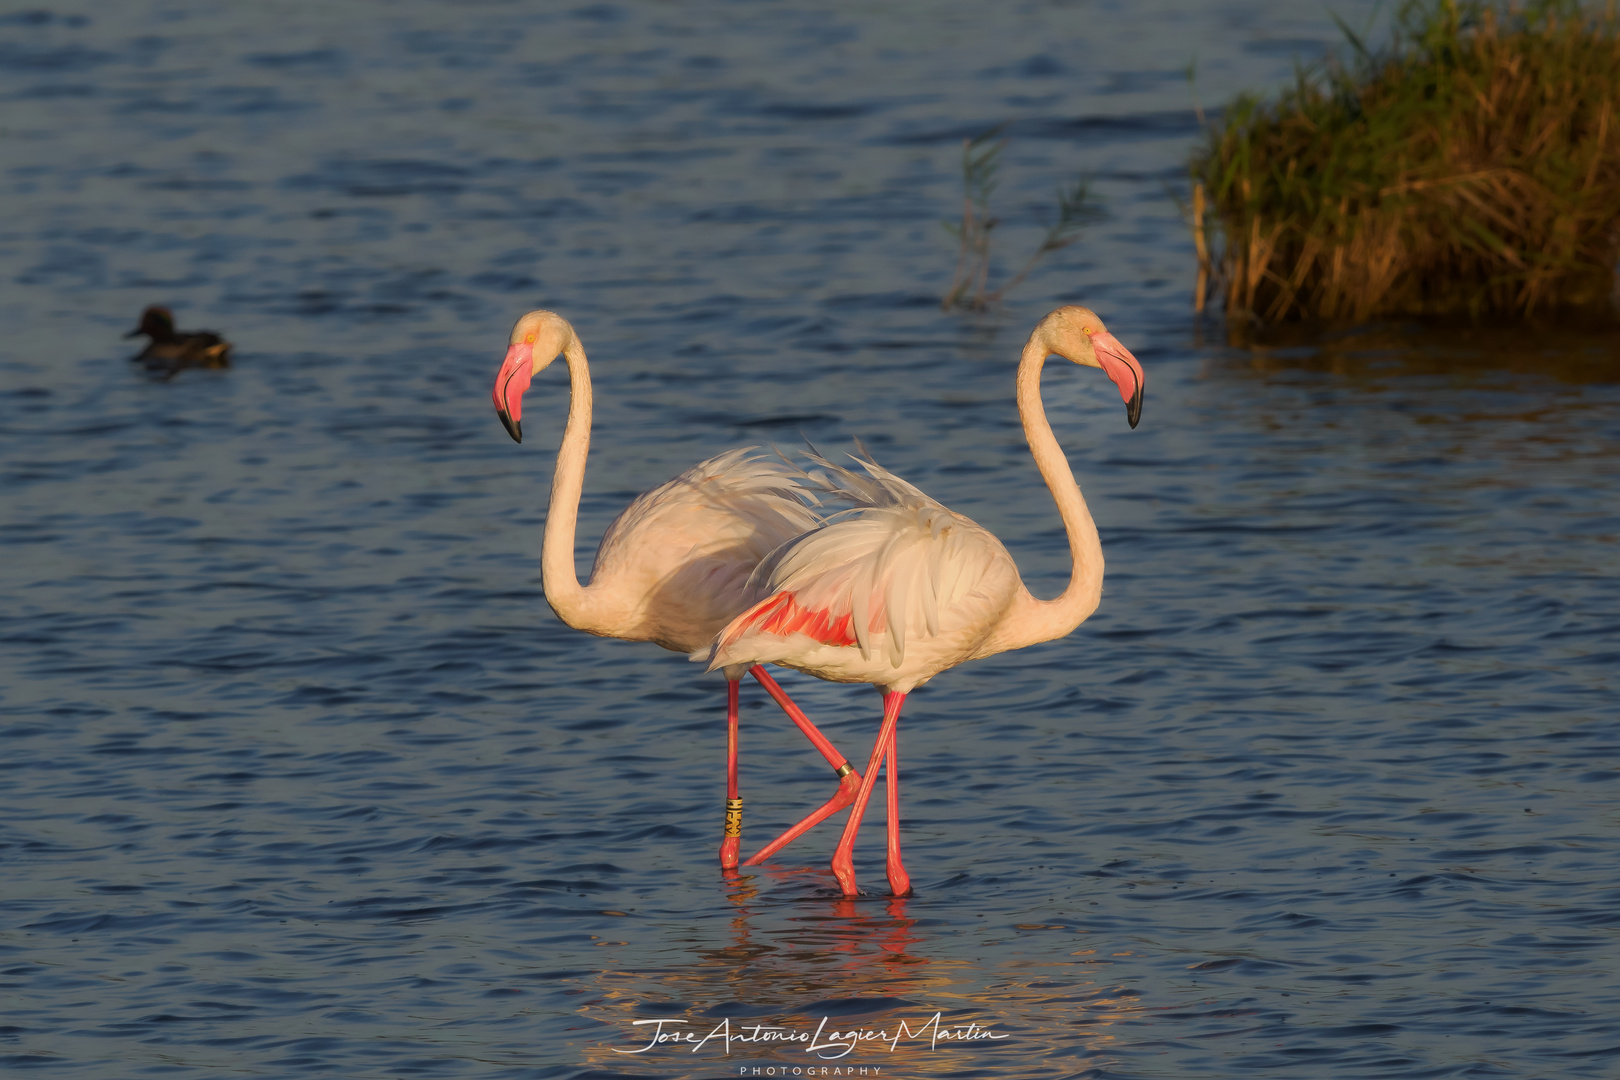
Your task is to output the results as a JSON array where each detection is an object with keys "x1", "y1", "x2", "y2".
[{"x1": 710, "y1": 450, "x2": 1012, "y2": 670}]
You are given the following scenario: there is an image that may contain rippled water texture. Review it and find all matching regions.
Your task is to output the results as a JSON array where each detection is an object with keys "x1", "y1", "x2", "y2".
[{"x1": 3, "y1": 2, "x2": 1619, "y2": 1077}]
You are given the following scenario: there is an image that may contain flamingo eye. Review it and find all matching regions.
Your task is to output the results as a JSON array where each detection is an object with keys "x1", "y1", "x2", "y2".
[
  {"x1": 1083, "y1": 326, "x2": 1094, "y2": 335},
  {"x1": 524, "y1": 333, "x2": 535, "y2": 343}
]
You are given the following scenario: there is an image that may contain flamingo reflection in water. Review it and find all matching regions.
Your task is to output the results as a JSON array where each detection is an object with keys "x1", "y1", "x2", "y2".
[
  {"x1": 577, "y1": 875, "x2": 1142, "y2": 1073},
  {"x1": 579, "y1": 886, "x2": 935, "y2": 1071}
]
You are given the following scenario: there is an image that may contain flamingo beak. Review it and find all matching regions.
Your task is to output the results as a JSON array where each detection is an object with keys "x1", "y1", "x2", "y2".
[
  {"x1": 493, "y1": 341, "x2": 534, "y2": 443},
  {"x1": 1091, "y1": 330, "x2": 1144, "y2": 429}
]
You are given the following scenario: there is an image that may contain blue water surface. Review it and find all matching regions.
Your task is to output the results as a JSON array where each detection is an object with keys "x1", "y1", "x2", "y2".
[{"x1": 2, "y1": 2, "x2": 1617, "y2": 1077}]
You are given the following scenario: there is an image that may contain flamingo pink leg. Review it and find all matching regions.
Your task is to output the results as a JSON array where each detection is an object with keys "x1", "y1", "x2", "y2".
[
  {"x1": 748, "y1": 666, "x2": 855, "y2": 773},
  {"x1": 830, "y1": 690, "x2": 907, "y2": 897},
  {"x1": 719, "y1": 678, "x2": 743, "y2": 870},
  {"x1": 742, "y1": 774, "x2": 863, "y2": 866},
  {"x1": 742, "y1": 666, "x2": 865, "y2": 866},
  {"x1": 885, "y1": 717, "x2": 910, "y2": 897}
]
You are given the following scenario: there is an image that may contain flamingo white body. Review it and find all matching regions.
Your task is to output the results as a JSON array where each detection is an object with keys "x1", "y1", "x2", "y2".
[
  {"x1": 491, "y1": 310, "x2": 864, "y2": 869},
  {"x1": 561, "y1": 443, "x2": 825, "y2": 654},
  {"x1": 705, "y1": 305, "x2": 1145, "y2": 896},
  {"x1": 709, "y1": 458, "x2": 1030, "y2": 692}
]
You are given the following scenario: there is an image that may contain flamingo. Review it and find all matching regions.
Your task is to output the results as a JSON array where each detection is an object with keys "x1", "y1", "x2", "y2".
[
  {"x1": 707, "y1": 305, "x2": 1144, "y2": 896},
  {"x1": 490, "y1": 310, "x2": 865, "y2": 870}
]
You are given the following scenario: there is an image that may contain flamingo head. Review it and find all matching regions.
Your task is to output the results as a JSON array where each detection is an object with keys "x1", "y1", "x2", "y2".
[
  {"x1": 492, "y1": 309, "x2": 578, "y2": 443},
  {"x1": 1036, "y1": 305, "x2": 1144, "y2": 428}
]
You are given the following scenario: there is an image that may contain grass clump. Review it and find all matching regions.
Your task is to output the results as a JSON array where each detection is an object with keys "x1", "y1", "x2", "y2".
[{"x1": 1191, "y1": 0, "x2": 1620, "y2": 325}]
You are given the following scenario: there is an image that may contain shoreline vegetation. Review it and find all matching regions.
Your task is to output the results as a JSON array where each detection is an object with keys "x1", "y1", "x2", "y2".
[{"x1": 1191, "y1": 0, "x2": 1620, "y2": 328}]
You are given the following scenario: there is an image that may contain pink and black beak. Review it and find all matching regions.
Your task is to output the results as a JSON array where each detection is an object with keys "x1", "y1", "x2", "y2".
[
  {"x1": 1092, "y1": 330, "x2": 1144, "y2": 429},
  {"x1": 492, "y1": 341, "x2": 534, "y2": 443}
]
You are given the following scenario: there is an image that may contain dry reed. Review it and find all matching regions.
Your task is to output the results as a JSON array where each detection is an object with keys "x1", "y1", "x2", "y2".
[
  {"x1": 943, "y1": 130, "x2": 1096, "y2": 310},
  {"x1": 1192, "y1": 0, "x2": 1620, "y2": 325}
]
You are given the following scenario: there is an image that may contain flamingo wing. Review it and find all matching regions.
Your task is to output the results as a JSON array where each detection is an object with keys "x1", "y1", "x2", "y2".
[
  {"x1": 710, "y1": 454, "x2": 1013, "y2": 671},
  {"x1": 595, "y1": 446, "x2": 824, "y2": 571},
  {"x1": 583, "y1": 447, "x2": 828, "y2": 648},
  {"x1": 795, "y1": 443, "x2": 936, "y2": 510}
]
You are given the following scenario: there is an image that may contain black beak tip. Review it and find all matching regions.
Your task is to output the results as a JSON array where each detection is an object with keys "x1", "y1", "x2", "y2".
[
  {"x1": 498, "y1": 410, "x2": 522, "y2": 443},
  {"x1": 1125, "y1": 391, "x2": 1143, "y2": 429}
]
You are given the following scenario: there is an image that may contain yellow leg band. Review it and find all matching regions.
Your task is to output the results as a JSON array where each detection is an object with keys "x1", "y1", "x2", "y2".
[
  {"x1": 724, "y1": 797, "x2": 743, "y2": 838},
  {"x1": 835, "y1": 762, "x2": 853, "y2": 779}
]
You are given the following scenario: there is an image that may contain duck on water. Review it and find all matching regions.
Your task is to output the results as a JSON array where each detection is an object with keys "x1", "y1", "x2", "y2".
[{"x1": 125, "y1": 305, "x2": 232, "y2": 377}]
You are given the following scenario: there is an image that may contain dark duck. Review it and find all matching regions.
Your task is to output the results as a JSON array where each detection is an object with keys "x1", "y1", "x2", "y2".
[{"x1": 125, "y1": 305, "x2": 232, "y2": 377}]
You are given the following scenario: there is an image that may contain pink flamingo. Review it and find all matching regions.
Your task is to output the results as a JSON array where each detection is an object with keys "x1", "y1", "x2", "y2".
[
  {"x1": 491, "y1": 310, "x2": 864, "y2": 870},
  {"x1": 707, "y1": 306, "x2": 1144, "y2": 896}
]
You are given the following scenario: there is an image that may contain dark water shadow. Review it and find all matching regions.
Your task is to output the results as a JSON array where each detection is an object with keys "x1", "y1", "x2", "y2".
[{"x1": 1204, "y1": 313, "x2": 1620, "y2": 386}]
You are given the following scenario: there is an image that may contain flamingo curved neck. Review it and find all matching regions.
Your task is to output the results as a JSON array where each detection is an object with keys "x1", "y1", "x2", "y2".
[
  {"x1": 540, "y1": 339, "x2": 601, "y2": 628},
  {"x1": 1006, "y1": 338, "x2": 1104, "y2": 647}
]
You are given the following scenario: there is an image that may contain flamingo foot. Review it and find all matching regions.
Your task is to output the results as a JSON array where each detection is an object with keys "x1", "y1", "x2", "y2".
[
  {"x1": 741, "y1": 767, "x2": 863, "y2": 866},
  {"x1": 832, "y1": 851, "x2": 860, "y2": 897},
  {"x1": 886, "y1": 856, "x2": 912, "y2": 898}
]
